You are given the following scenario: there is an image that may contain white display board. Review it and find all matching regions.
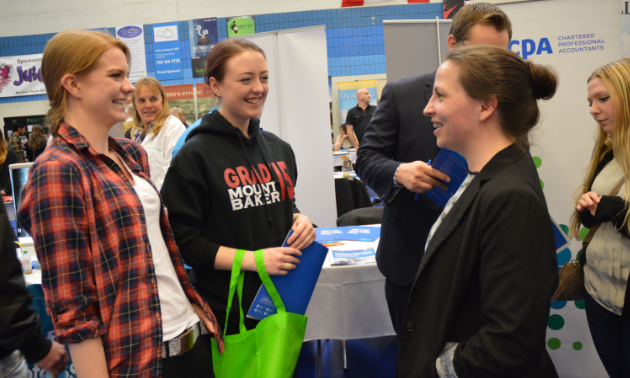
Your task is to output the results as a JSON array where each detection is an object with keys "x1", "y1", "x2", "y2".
[
  {"x1": 500, "y1": 0, "x2": 619, "y2": 376},
  {"x1": 243, "y1": 27, "x2": 337, "y2": 228}
]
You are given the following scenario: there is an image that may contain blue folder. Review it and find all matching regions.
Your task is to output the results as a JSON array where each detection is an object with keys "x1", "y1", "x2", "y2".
[{"x1": 247, "y1": 230, "x2": 329, "y2": 320}]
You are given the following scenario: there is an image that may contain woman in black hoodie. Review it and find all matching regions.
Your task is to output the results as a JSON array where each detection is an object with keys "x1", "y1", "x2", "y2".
[{"x1": 162, "y1": 39, "x2": 316, "y2": 336}]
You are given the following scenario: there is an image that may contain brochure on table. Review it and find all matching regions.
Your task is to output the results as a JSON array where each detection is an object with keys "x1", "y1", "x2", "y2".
[
  {"x1": 315, "y1": 226, "x2": 381, "y2": 243},
  {"x1": 247, "y1": 230, "x2": 329, "y2": 320},
  {"x1": 330, "y1": 248, "x2": 376, "y2": 266}
]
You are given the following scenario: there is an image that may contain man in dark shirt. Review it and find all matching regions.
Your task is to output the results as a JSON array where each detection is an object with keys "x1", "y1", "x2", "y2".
[{"x1": 345, "y1": 88, "x2": 375, "y2": 149}]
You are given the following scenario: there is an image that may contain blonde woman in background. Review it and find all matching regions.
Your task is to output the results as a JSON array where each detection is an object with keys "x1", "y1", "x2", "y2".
[
  {"x1": 170, "y1": 107, "x2": 189, "y2": 129},
  {"x1": 0, "y1": 133, "x2": 19, "y2": 195},
  {"x1": 131, "y1": 77, "x2": 185, "y2": 189},
  {"x1": 571, "y1": 57, "x2": 630, "y2": 378},
  {"x1": 26, "y1": 124, "x2": 47, "y2": 162}
]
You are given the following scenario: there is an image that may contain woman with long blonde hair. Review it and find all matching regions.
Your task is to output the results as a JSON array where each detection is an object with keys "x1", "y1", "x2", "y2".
[
  {"x1": 571, "y1": 57, "x2": 630, "y2": 378},
  {"x1": 131, "y1": 77, "x2": 185, "y2": 189},
  {"x1": 0, "y1": 132, "x2": 19, "y2": 195}
]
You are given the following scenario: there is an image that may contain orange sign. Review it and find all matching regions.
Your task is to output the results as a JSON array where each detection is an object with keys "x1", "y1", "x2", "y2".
[
  {"x1": 163, "y1": 84, "x2": 195, "y2": 101},
  {"x1": 196, "y1": 83, "x2": 216, "y2": 99}
]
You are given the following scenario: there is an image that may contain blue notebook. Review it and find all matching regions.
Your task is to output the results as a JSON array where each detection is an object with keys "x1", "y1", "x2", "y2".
[
  {"x1": 424, "y1": 149, "x2": 469, "y2": 208},
  {"x1": 247, "y1": 230, "x2": 329, "y2": 320}
]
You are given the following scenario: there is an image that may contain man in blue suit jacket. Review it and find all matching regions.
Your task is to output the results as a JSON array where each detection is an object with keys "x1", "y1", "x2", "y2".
[{"x1": 355, "y1": 2, "x2": 513, "y2": 338}]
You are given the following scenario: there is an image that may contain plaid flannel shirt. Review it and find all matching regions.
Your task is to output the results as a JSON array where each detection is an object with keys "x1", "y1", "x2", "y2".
[
  {"x1": 17, "y1": 122, "x2": 224, "y2": 377},
  {"x1": 8, "y1": 134, "x2": 26, "y2": 162}
]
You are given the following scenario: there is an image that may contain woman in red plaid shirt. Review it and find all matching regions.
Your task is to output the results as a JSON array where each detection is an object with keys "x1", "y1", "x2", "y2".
[{"x1": 17, "y1": 30, "x2": 224, "y2": 377}]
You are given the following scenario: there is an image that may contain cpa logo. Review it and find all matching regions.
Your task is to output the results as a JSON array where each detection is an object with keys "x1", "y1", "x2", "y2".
[{"x1": 509, "y1": 38, "x2": 553, "y2": 60}]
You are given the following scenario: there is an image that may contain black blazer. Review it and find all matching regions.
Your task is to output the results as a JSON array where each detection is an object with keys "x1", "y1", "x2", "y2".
[
  {"x1": 398, "y1": 145, "x2": 559, "y2": 378},
  {"x1": 355, "y1": 72, "x2": 442, "y2": 286}
]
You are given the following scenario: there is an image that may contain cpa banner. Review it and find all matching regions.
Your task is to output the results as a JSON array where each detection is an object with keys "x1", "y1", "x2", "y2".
[
  {"x1": 0, "y1": 54, "x2": 45, "y2": 98},
  {"x1": 337, "y1": 80, "x2": 377, "y2": 123},
  {"x1": 500, "y1": 0, "x2": 620, "y2": 376}
]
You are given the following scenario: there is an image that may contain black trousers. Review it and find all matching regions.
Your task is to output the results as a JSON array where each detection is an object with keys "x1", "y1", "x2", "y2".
[
  {"x1": 162, "y1": 334, "x2": 215, "y2": 378},
  {"x1": 384, "y1": 278, "x2": 413, "y2": 338}
]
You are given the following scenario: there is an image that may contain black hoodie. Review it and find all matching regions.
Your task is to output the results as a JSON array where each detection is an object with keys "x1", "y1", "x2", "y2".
[{"x1": 161, "y1": 111, "x2": 299, "y2": 334}]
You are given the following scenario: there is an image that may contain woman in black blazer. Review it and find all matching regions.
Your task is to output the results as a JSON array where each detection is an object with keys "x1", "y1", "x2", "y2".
[{"x1": 397, "y1": 46, "x2": 559, "y2": 378}]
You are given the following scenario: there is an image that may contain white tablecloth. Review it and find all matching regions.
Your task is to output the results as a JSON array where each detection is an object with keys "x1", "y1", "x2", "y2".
[
  {"x1": 24, "y1": 236, "x2": 396, "y2": 342},
  {"x1": 303, "y1": 237, "x2": 395, "y2": 341}
]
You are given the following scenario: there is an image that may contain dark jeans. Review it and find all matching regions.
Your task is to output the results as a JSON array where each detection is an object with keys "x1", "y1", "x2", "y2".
[
  {"x1": 384, "y1": 279, "x2": 413, "y2": 337},
  {"x1": 584, "y1": 292, "x2": 630, "y2": 378},
  {"x1": 162, "y1": 334, "x2": 215, "y2": 378}
]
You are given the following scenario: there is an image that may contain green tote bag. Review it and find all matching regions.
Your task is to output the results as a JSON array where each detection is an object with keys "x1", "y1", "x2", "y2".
[{"x1": 211, "y1": 249, "x2": 308, "y2": 378}]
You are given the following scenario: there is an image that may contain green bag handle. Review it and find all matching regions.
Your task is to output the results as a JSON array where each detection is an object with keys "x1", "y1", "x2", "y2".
[
  {"x1": 254, "y1": 249, "x2": 286, "y2": 314},
  {"x1": 224, "y1": 249, "x2": 247, "y2": 333}
]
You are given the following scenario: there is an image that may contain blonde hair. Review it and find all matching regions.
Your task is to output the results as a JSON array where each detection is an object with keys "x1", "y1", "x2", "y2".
[
  {"x1": 131, "y1": 77, "x2": 171, "y2": 139},
  {"x1": 41, "y1": 30, "x2": 130, "y2": 137},
  {"x1": 570, "y1": 57, "x2": 630, "y2": 239},
  {"x1": 170, "y1": 107, "x2": 186, "y2": 124}
]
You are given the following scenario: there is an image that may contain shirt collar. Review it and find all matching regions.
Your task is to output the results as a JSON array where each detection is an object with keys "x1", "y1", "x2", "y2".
[{"x1": 58, "y1": 121, "x2": 143, "y2": 172}]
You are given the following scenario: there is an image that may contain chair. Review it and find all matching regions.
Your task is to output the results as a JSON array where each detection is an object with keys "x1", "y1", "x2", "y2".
[
  {"x1": 334, "y1": 177, "x2": 373, "y2": 218},
  {"x1": 336, "y1": 207, "x2": 384, "y2": 226}
]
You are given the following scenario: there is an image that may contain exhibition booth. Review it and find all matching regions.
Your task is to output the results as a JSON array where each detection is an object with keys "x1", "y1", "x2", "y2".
[{"x1": 1, "y1": 0, "x2": 625, "y2": 377}]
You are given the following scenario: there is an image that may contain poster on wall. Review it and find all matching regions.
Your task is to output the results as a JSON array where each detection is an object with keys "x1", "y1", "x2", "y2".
[
  {"x1": 196, "y1": 82, "x2": 218, "y2": 119},
  {"x1": 227, "y1": 16, "x2": 256, "y2": 37},
  {"x1": 189, "y1": 18, "x2": 218, "y2": 58},
  {"x1": 153, "y1": 23, "x2": 183, "y2": 81},
  {"x1": 191, "y1": 57, "x2": 206, "y2": 78},
  {"x1": 499, "y1": 0, "x2": 619, "y2": 376},
  {"x1": 115, "y1": 24, "x2": 147, "y2": 83},
  {"x1": 0, "y1": 54, "x2": 45, "y2": 98},
  {"x1": 164, "y1": 84, "x2": 195, "y2": 126},
  {"x1": 337, "y1": 80, "x2": 377, "y2": 123}
]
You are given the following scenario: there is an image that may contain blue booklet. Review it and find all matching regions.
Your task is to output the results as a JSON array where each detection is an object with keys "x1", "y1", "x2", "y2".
[
  {"x1": 315, "y1": 226, "x2": 381, "y2": 243},
  {"x1": 424, "y1": 149, "x2": 469, "y2": 208},
  {"x1": 247, "y1": 230, "x2": 329, "y2": 320}
]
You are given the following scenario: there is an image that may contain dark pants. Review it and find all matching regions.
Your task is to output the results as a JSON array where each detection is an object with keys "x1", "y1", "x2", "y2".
[
  {"x1": 584, "y1": 292, "x2": 630, "y2": 378},
  {"x1": 162, "y1": 334, "x2": 215, "y2": 378},
  {"x1": 384, "y1": 278, "x2": 413, "y2": 337}
]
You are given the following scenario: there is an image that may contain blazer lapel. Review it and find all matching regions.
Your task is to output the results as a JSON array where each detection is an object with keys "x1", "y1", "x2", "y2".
[
  {"x1": 415, "y1": 176, "x2": 481, "y2": 280},
  {"x1": 414, "y1": 144, "x2": 525, "y2": 282}
]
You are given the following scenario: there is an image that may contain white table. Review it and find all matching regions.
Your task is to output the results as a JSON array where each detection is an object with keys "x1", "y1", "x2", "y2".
[
  {"x1": 303, "y1": 237, "x2": 395, "y2": 342},
  {"x1": 24, "y1": 236, "x2": 396, "y2": 343}
]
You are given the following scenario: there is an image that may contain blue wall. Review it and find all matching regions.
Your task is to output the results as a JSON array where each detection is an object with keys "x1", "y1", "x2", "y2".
[{"x1": 0, "y1": 3, "x2": 443, "y2": 104}]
